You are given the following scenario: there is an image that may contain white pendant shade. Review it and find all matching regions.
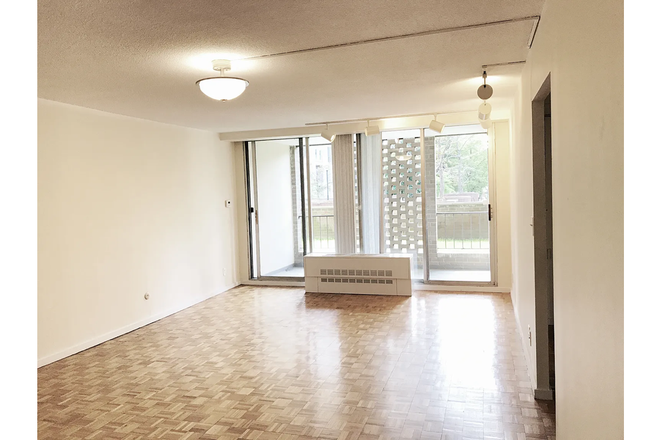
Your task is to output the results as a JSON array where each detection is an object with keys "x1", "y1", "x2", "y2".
[
  {"x1": 478, "y1": 102, "x2": 492, "y2": 117},
  {"x1": 197, "y1": 77, "x2": 249, "y2": 101},
  {"x1": 480, "y1": 119, "x2": 493, "y2": 129}
]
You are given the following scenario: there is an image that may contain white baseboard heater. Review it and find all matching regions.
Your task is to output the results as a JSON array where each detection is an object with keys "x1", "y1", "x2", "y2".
[{"x1": 304, "y1": 253, "x2": 412, "y2": 296}]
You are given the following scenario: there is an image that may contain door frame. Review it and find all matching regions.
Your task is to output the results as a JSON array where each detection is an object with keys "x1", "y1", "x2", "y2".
[
  {"x1": 245, "y1": 138, "x2": 310, "y2": 281},
  {"x1": 532, "y1": 73, "x2": 555, "y2": 400},
  {"x1": 421, "y1": 126, "x2": 498, "y2": 286}
]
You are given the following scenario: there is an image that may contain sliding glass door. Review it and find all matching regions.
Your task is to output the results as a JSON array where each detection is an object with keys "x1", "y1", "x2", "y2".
[
  {"x1": 308, "y1": 137, "x2": 336, "y2": 253},
  {"x1": 252, "y1": 139, "x2": 306, "y2": 277},
  {"x1": 246, "y1": 137, "x2": 336, "y2": 279},
  {"x1": 424, "y1": 128, "x2": 492, "y2": 282},
  {"x1": 245, "y1": 125, "x2": 495, "y2": 284},
  {"x1": 378, "y1": 125, "x2": 494, "y2": 284}
]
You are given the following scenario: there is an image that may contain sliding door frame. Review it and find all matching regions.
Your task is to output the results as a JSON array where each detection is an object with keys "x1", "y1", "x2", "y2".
[
  {"x1": 245, "y1": 137, "x2": 313, "y2": 281},
  {"x1": 244, "y1": 141, "x2": 262, "y2": 279},
  {"x1": 244, "y1": 126, "x2": 499, "y2": 286},
  {"x1": 420, "y1": 127, "x2": 498, "y2": 286}
]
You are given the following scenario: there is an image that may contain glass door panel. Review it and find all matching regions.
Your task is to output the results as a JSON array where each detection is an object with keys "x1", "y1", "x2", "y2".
[
  {"x1": 254, "y1": 139, "x2": 305, "y2": 277},
  {"x1": 308, "y1": 137, "x2": 335, "y2": 253},
  {"x1": 425, "y1": 129, "x2": 491, "y2": 282}
]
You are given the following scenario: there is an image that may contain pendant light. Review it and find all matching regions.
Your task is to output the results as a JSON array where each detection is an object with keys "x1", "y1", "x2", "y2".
[
  {"x1": 321, "y1": 124, "x2": 336, "y2": 142},
  {"x1": 429, "y1": 114, "x2": 445, "y2": 134},
  {"x1": 196, "y1": 59, "x2": 249, "y2": 101},
  {"x1": 477, "y1": 70, "x2": 493, "y2": 100},
  {"x1": 478, "y1": 102, "x2": 492, "y2": 120},
  {"x1": 477, "y1": 69, "x2": 493, "y2": 129},
  {"x1": 480, "y1": 119, "x2": 493, "y2": 129}
]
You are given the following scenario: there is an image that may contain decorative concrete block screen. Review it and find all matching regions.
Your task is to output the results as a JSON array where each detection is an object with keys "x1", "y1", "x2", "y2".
[{"x1": 381, "y1": 136, "x2": 424, "y2": 266}]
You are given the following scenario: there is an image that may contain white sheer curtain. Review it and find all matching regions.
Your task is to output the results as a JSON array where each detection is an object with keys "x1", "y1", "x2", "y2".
[
  {"x1": 331, "y1": 134, "x2": 356, "y2": 254},
  {"x1": 359, "y1": 133, "x2": 382, "y2": 254}
]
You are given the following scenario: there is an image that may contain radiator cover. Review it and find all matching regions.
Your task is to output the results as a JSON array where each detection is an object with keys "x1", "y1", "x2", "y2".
[{"x1": 304, "y1": 253, "x2": 412, "y2": 296}]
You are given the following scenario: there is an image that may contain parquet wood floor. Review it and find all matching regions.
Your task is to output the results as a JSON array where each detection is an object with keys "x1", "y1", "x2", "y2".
[{"x1": 38, "y1": 286, "x2": 555, "y2": 439}]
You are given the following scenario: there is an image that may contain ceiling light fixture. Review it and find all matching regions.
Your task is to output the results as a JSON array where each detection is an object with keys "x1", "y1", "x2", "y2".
[
  {"x1": 365, "y1": 120, "x2": 380, "y2": 136},
  {"x1": 478, "y1": 102, "x2": 492, "y2": 120},
  {"x1": 477, "y1": 70, "x2": 493, "y2": 100},
  {"x1": 429, "y1": 114, "x2": 445, "y2": 134},
  {"x1": 477, "y1": 69, "x2": 493, "y2": 129},
  {"x1": 196, "y1": 59, "x2": 249, "y2": 101},
  {"x1": 321, "y1": 124, "x2": 336, "y2": 142}
]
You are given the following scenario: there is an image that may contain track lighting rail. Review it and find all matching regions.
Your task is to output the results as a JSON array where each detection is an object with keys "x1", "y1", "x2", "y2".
[{"x1": 244, "y1": 15, "x2": 540, "y2": 61}]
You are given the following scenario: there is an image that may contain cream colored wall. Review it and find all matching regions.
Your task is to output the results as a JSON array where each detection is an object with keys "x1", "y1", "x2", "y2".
[
  {"x1": 509, "y1": 0, "x2": 623, "y2": 437},
  {"x1": 38, "y1": 99, "x2": 240, "y2": 366}
]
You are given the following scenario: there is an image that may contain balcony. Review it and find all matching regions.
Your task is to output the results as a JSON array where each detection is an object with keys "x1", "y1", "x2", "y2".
[{"x1": 279, "y1": 211, "x2": 490, "y2": 281}]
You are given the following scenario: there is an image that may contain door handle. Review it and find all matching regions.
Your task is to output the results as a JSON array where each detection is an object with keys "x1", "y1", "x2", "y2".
[{"x1": 488, "y1": 203, "x2": 492, "y2": 221}]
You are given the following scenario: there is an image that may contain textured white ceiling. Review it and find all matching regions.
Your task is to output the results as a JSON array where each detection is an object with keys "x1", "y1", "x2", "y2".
[{"x1": 38, "y1": 0, "x2": 544, "y2": 133}]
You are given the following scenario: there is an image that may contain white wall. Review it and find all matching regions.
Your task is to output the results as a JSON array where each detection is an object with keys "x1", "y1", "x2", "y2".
[
  {"x1": 38, "y1": 99, "x2": 240, "y2": 366},
  {"x1": 509, "y1": 0, "x2": 623, "y2": 437},
  {"x1": 254, "y1": 141, "x2": 295, "y2": 275}
]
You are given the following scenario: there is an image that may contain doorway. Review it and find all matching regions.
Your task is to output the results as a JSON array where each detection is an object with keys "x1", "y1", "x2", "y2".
[
  {"x1": 247, "y1": 138, "x2": 310, "y2": 279},
  {"x1": 425, "y1": 129, "x2": 492, "y2": 283},
  {"x1": 532, "y1": 74, "x2": 555, "y2": 400}
]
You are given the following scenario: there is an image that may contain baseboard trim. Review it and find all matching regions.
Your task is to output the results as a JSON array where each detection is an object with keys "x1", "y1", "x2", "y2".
[
  {"x1": 534, "y1": 388, "x2": 554, "y2": 400},
  {"x1": 414, "y1": 283, "x2": 510, "y2": 293},
  {"x1": 239, "y1": 280, "x2": 509, "y2": 292},
  {"x1": 242, "y1": 280, "x2": 305, "y2": 287},
  {"x1": 511, "y1": 293, "x2": 537, "y2": 391},
  {"x1": 37, "y1": 283, "x2": 238, "y2": 368}
]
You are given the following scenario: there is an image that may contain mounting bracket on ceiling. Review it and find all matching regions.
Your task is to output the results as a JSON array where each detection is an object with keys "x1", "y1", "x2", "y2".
[{"x1": 212, "y1": 59, "x2": 232, "y2": 73}]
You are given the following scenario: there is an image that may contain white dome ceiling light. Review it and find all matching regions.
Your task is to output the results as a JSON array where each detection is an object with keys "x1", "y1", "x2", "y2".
[{"x1": 196, "y1": 59, "x2": 249, "y2": 101}]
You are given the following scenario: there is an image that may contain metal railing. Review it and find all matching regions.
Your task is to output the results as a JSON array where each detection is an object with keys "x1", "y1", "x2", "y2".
[
  {"x1": 298, "y1": 212, "x2": 486, "y2": 252},
  {"x1": 297, "y1": 214, "x2": 336, "y2": 252},
  {"x1": 312, "y1": 214, "x2": 335, "y2": 251},
  {"x1": 436, "y1": 211, "x2": 489, "y2": 249}
]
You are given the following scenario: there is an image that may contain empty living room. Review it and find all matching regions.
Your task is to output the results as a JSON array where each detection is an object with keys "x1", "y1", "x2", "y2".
[{"x1": 4, "y1": 0, "x2": 637, "y2": 438}]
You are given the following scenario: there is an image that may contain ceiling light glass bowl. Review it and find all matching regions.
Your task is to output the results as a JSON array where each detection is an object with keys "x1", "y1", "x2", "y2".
[{"x1": 196, "y1": 77, "x2": 249, "y2": 101}]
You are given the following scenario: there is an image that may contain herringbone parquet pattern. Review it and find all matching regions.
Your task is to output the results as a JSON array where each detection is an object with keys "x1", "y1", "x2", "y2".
[{"x1": 38, "y1": 287, "x2": 555, "y2": 439}]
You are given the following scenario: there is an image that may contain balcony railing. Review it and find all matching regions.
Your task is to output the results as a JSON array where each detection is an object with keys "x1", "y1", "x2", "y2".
[
  {"x1": 436, "y1": 211, "x2": 489, "y2": 250},
  {"x1": 298, "y1": 211, "x2": 488, "y2": 253},
  {"x1": 297, "y1": 214, "x2": 336, "y2": 252},
  {"x1": 311, "y1": 214, "x2": 335, "y2": 251}
]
